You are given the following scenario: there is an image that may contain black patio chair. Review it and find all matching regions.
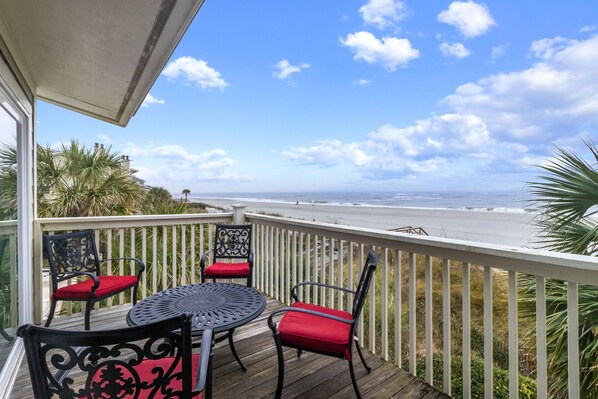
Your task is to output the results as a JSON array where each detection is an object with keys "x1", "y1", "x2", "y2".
[
  {"x1": 200, "y1": 224, "x2": 254, "y2": 372},
  {"x1": 43, "y1": 229, "x2": 145, "y2": 330},
  {"x1": 268, "y1": 249, "x2": 379, "y2": 399},
  {"x1": 18, "y1": 314, "x2": 213, "y2": 399},
  {"x1": 200, "y1": 224, "x2": 253, "y2": 287}
]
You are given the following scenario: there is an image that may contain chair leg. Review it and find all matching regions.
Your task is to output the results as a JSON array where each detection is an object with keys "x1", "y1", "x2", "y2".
[
  {"x1": 348, "y1": 359, "x2": 363, "y2": 399},
  {"x1": 296, "y1": 349, "x2": 303, "y2": 358},
  {"x1": 84, "y1": 300, "x2": 94, "y2": 330},
  {"x1": 44, "y1": 300, "x2": 57, "y2": 327},
  {"x1": 272, "y1": 332, "x2": 285, "y2": 399},
  {"x1": 355, "y1": 337, "x2": 371, "y2": 372},
  {"x1": 227, "y1": 328, "x2": 247, "y2": 372},
  {"x1": 132, "y1": 284, "x2": 139, "y2": 305}
]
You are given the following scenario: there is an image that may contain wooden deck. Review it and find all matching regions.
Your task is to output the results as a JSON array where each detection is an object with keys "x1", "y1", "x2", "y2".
[{"x1": 10, "y1": 297, "x2": 450, "y2": 398}]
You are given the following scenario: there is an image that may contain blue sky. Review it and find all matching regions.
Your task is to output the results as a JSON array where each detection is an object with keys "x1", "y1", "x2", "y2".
[{"x1": 37, "y1": 1, "x2": 598, "y2": 195}]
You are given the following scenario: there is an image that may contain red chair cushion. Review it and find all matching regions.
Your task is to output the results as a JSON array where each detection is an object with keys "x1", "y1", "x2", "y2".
[
  {"x1": 53, "y1": 275, "x2": 139, "y2": 300},
  {"x1": 277, "y1": 301, "x2": 353, "y2": 359},
  {"x1": 91, "y1": 354, "x2": 202, "y2": 398},
  {"x1": 204, "y1": 261, "x2": 250, "y2": 277}
]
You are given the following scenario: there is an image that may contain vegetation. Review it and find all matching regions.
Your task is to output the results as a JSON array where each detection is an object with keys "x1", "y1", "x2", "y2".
[
  {"x1": 0, "y1": 145, "x2": 17, "y2": 220},
  {"x1": 416, "y1": 355, "x2": 537, "y2": 399},
  {"x1": 522, "y1": 139, "x2": 598, "y2": 398},
  {"x1": 182, "y1": 188, "x2": 191, "y2": 204},
  {"x1": 36, "y1": 141, "x2": 145, "y2": 217}
]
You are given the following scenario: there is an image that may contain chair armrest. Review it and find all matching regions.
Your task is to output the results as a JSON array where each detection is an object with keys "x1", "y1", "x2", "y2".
[
  {"x1": 268, "y1": 306, "x2": 353, "y2": 331},
  {"x1": 291, "y1": 281, "x2": 355, "y2": 302},
  {"x1": 103, "y1": 257, "x2": 146, "y2": 276},
  {"x1": 248, "y1": 250, "x2": 254, "y2": 267},
  {"x1": 193, "y1": 328, "x2": 213, "y2": 394},
  {"x1": 58, "y1": 271, "x2": 100, "y2": 290}
]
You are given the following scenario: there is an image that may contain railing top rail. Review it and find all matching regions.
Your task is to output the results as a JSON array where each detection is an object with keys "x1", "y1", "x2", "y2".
[
  {"x1": 247, "y1": 213, "x2": 598, "y2": 285},
  {"x1": 36, "y1": 213, "x2": 234, "y2": 231}
]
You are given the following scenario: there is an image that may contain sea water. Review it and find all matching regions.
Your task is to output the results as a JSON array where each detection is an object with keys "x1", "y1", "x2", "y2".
[{"x1": 193, "y1": 191, "x2": 533, "y2": 213}]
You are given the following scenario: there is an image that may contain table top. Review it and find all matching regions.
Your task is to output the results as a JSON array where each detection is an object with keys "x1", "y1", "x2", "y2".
[{"x1": 127, "y1": 283, "x2": 266, "y2": 334}]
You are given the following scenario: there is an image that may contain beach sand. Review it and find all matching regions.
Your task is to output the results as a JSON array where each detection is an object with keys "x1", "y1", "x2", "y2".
[{"x1": 194, "y1": 198, "x2": 540, "y2": 248}]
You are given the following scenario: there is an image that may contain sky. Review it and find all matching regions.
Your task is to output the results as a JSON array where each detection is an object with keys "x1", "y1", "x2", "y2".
[{"x1": 36, "y1": 1, "x2": 598, "y2": 196}]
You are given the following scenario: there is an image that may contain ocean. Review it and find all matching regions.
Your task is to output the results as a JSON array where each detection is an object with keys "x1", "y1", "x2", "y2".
[{"x1": 192, "y1": 191, "x2": 533, "y2": 213}]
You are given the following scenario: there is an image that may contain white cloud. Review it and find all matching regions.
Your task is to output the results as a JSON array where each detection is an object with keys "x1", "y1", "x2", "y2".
[
  {"x1": 368, "y1": 114, "x2": 493, "y2": 156},
  {"x1": 443, "y1": 35, "x2": 598, "y2": 142},
  {"x1": 580, "y1": 25, "x2": 597, "y2": 33},
  {"x1": 98, "y1": 134, "x2": 112, "y2": 144},
  {"x1": 491, "y1": 44, "x2": 507, "y2": 60},
  {"x1": 162, "y1": 56, "x2": 228, "y2": 90},
  {"x1": 282, "y1": 114, "x2": 495, "y2": 177},
  {"x1": 272, "y1": 60, "x2": 310, "y2": 80},
  {"x1": 354, "y1": 79, "x2": 371, "y2": 86},
  {"x1": 341, "y1": 31, "x2": 420, "y2": 70},
  {"x1": 282, "y1": 140, "x2": 373, "y2": 167},
  {"x1": 439, "y1": 42, "x2": 471, "y2": 58},
  {"x1": 529, "y1": 36, "x2": 578, "y2": 60},
  {"x1": 284, "y1": 35, "x2": 598, "y2": 185},
  {"x1": 141, "y1": 93, "x2": 165, "y2": 107},
  {"x1": 359, "y1": 0, "x2": 408, "y2": 30},
  {"x1": 437, "y1": 1, "x2": 496, "y2": 38},
  {"x1": 122, "y1": 142, "x2": 250, "y2": 190}
]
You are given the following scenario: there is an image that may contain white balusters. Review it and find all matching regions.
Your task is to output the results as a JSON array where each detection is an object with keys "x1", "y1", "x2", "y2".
[
  {"x1": 483, "y1": 266, "x2": 493, "y2": 399},
  {"x1": 567, "y1": 281, "x2": 579, "y2": 399},
  {"x1": 425, "y1": 255, "x2": 433, "y2": 384},
  {"x1": 409, "y1": 252, "x2": 416, "y2": 374},
  {"x1": 508, "y1": 271, "x2": 518, "y2": 399},
  {"x1": 463, "y1": 262, "x2": 471, "y2": 399},
  {"x1": 536, "y1": 276, "x2": 547, "y2": 399},
  {"x1": 442, "y1": 258, "x2": 451, "y2": 396}
]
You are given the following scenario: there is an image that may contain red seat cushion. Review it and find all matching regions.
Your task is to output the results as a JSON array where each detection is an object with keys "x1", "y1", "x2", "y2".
[
  {"x1": 54, "y1": 275, "x2": 139, "y2": 300},
  {"x1": 90, "y1": 354, "x2": 203, "y2": 398},
  {"x1": 204, "y1": 261, "x2": 250, "y2": 277},
  {"x1": 278, "y1": 301, "x2": 353, "y2": 359}
]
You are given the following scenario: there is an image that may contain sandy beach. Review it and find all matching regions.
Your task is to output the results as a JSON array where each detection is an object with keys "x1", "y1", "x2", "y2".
[{"x1": 194, "y1": 198, "x2": 540, "y2": 248}]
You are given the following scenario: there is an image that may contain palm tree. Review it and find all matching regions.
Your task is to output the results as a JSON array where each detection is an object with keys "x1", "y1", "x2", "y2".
[
  {"x1": 0, "y1": 144, "x2": 17, "y2": 220},
  {"x1": 522, "y1": 139, "x2": 598, "y2": 398},
  {"x1": 182, "y1": 188, "x2": 191, "y2": 204},
  {"x1": 0, "y1": 140, "x2": 144, "y2": 218},
  {"x1": 142, "y1": 187, "x2": 186, "y2": 214}
]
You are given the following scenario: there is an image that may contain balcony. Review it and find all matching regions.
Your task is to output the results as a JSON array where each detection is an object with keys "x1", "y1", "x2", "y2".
[
  {"x1": 12, "y1": 209, "x2": 598, "y2": 398},
  {"x1": 10, "y1": 301, "x2": 448, "y2": 398}
]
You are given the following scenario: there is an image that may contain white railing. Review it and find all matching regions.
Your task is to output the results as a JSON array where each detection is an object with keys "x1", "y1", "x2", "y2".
[
  {"x1": 0, "y1": 220, "x2": 17, "y2": 330},
  {"x1": 246, "y1": 213, "x2": 598, "y2": 399},
  {"x1": 33, "y1": 213, "x2": 234, "y2": 324},
  {"x1": 31, "y1": 210, "x2": 598, "y2": 398}
]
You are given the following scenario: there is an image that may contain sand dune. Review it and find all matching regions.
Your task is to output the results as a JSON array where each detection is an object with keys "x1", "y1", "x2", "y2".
[{"x1": 194, "y1": 198, "x2": 540, "y2": 248}]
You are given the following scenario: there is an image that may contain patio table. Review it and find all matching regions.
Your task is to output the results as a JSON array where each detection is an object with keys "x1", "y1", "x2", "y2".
[{"x1": 127, "y1": 282, "x2": 266, "y2": 370}]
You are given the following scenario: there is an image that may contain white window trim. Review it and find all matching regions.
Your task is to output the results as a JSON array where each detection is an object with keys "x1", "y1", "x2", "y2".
[{"x1": 0, "y1": 57, "x2": 34, "y2": 399}]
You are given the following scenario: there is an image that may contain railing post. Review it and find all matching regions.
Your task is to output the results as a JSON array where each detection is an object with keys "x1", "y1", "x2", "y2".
[
  {"x1": 33, "y1": 221, "x2": 43, "y2": 325},
  {"x1": 232, "y1": 204, "x2": 247, "y2": 224}
]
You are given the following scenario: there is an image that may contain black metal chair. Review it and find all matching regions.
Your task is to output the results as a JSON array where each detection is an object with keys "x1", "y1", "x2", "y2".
[
  {"x1": 199, "y1": 224, "x2": 254, "y2": 372},
  {"x1": 268, "y1": 249, "x2": 379, "y2": 399},
  {"x1": 44, "y1": 229, "x2": 145, "y2": 330},
  {"x1": 18, "y1": 314, "x2": 213, "y2": 399},
  {"x1": 200, "y1": 224, "x2": 253, "y2": 287}
]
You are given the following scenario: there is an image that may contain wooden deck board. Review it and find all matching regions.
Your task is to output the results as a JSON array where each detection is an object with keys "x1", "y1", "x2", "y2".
[{"x1": 10, "y1": 296, "x2": 450, "y2": 398}]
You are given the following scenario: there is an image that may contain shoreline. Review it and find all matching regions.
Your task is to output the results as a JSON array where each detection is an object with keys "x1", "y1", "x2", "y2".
[{"x1": 193, "y1": 197, "x2": 540, "y2": 248}]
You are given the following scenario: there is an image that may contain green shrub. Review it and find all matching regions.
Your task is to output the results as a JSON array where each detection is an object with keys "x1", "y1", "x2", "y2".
[{"x1": 416, "y1": 355, "x2": 537, "y2": 399}]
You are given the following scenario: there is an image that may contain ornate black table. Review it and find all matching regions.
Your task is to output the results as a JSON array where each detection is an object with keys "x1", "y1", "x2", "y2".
[{"x1": 127, "y1": 283, "x2": 266, "y2": 370}]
